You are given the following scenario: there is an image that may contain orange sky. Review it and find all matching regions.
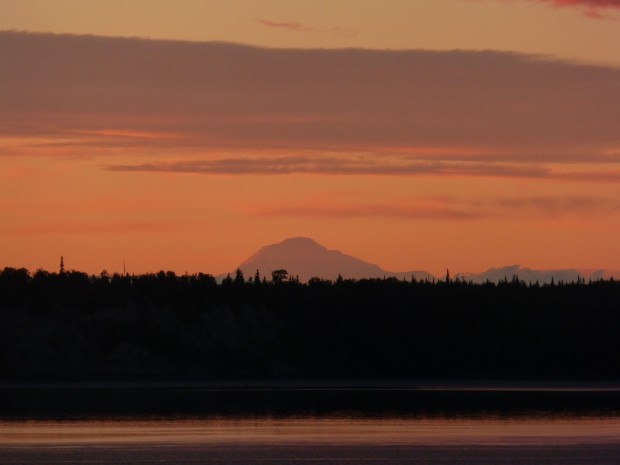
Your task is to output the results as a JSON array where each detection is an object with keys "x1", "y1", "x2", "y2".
[{"x1": 1, "y1": 1, "x2": 620, "y2": 277}]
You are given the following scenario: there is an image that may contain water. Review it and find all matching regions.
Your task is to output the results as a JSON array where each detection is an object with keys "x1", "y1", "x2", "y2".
[
  {"x1": 3, "y1": 417, "x2": 620, "y2": 464},
  {"x1": 2, "y1": 384, "x2": 620, "y2": 464}
]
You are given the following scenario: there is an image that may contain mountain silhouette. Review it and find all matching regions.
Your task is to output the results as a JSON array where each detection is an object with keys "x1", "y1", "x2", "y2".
[
  {"x1": 231, "y1": 237, "x2": 434, "y2": 282},
  {"x1": 458, "y1": 265, "x2": 619, "y2": 284},
  {"x1": 222, "y1": 237, "x2": 617, "y2": 284}
]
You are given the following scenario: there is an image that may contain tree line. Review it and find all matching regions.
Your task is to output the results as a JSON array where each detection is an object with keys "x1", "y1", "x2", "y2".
[{"x1": 0, "y1": 266, "x2": 619, "y2": 379}]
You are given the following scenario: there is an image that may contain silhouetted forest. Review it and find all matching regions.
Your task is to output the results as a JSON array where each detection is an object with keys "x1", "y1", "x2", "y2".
[{"x1": 1, "y1": 266, "x2": 619, "y2": 379}]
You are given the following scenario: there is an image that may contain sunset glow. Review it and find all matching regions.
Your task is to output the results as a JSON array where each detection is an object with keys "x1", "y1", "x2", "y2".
[{"x1": 1, "y1": 1, "x2": 619, "y2": 277}]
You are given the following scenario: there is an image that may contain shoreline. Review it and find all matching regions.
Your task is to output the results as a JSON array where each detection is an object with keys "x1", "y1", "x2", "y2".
[
  {"x1": 4, "y1": 378, "x2": 620, "y2": 390},
  {"x1": 3, "y1": 379, "x2": 620, "y2": 420}
]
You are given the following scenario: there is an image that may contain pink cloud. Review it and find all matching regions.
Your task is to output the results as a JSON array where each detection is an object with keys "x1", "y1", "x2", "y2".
[
  {"x1": 247, "y1": 194, "x2": 620, "y2": 221},
  {"x1": 545, "y1": 0, "x2": 620, "y2": 7},
  {"x1": 520, "y1": 0, "x2": 620, "y2": 18},
  {"x1": 259, "y1": 19, "x2": 358, "y2": 37},
  {"x1": 105, "y1": 155, "x2": 620, "y2": 183},
  {"x1": 259, "y1": 19, "x2": 313, "y2": 32},
  {"x1": 494, "y1": 195, "x2": 620, "y2": 217},
  {"x1": 4, "y1": 32, "x2": 620, "y2": 176},
  {"x1": 0, "y1": 220, "x2": 180, "y2": 236},
  {"x1": 250, "y1": 201, "x2": 483, "y2": 221},
  {"x1": 104, "y1": 155, "x2": 549, "y2": 179}
]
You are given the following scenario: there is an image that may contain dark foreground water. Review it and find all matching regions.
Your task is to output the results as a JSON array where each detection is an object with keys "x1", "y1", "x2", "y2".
[{"x1": 2, "y1": 382, "x2": 620, "y2": 464}]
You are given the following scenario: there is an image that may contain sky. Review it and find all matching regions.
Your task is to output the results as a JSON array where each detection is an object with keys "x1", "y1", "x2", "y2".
[{"x1": 1, "y1": 0, "x2": 620, "y2": 277}]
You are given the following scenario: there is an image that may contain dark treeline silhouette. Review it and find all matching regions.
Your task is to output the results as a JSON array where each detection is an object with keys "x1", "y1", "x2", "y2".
[{"x1": 1, "y1": 266, "x2": 619, "y2": 379}]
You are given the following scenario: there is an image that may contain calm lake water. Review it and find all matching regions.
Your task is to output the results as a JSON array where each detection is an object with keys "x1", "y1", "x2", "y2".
[{"x1": 2, "y1": 383, "x2": 620, "y2": 464}]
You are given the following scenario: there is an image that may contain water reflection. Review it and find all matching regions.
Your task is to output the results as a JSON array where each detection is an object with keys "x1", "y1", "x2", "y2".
[
  {"x1": 3, "y1": 416, "x2": 620, "y2": 447},
  {"x1": 3, "y1": 387, "x2": 620, "y2": 465}
]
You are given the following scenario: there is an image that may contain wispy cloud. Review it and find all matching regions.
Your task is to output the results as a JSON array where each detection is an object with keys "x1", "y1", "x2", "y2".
[
  {"x1": 259, "y1": 19, "x2": 313, "y2": 32},
  {"x1": 104, "y1": 155, "x2": 620, "y2": 183},
  {"x1": 247, "y1": 194, "x2": 620, "y2": 221},
  {"x1": 259, "y1": 19, "x2": 358, "y2": 37},
  {"x1": 253, "y1": 203, "x2": 483, "y2": 221},
  {"x1": 536, "y1": 0, "x2": 620, "y2": 7},
  {"x1": 512, "y1": 0, "x2": 620, "y2": 18},
  {"x1": 3, "y1": 32, "x2": 620, "y2": 175},
  {"x1": 0, "y1": 220, "x2": 180, "y2": 236},
  {"x1": 541, "y1": 0, "x2": 620, "y2": 8},
  {"x1": 104, "y1": 155, "x2": 549, "y2": 178},
  {"x1": 492, "y1": 194, "x2": 620, "y2": 217}
]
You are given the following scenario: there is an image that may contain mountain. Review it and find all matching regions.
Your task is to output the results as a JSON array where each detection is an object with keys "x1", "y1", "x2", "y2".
[
  {"x1": 458, "y1": 265, "x2": 581, "y2": 284},
  {"x1": 222, "y1": 237, "x2": 617, "y2": 284},
  {"x1": 229, "y1": 237, "x2": 434, "y2": 282},
  {"x1": 457, "y1": 265, "x2": 619, "y2": 284}
]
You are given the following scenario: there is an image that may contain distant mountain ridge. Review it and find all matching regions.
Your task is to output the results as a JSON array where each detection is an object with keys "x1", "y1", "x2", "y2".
[
  {"x1": 458, "y1": 265, "x2": 618, "y2": 285},
  {"x1": 229, "y1": 237, "x2": 433, "y2": 282},
  {"x1": 222, "y1": 237, "x2": 617, "y2": 284}
]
